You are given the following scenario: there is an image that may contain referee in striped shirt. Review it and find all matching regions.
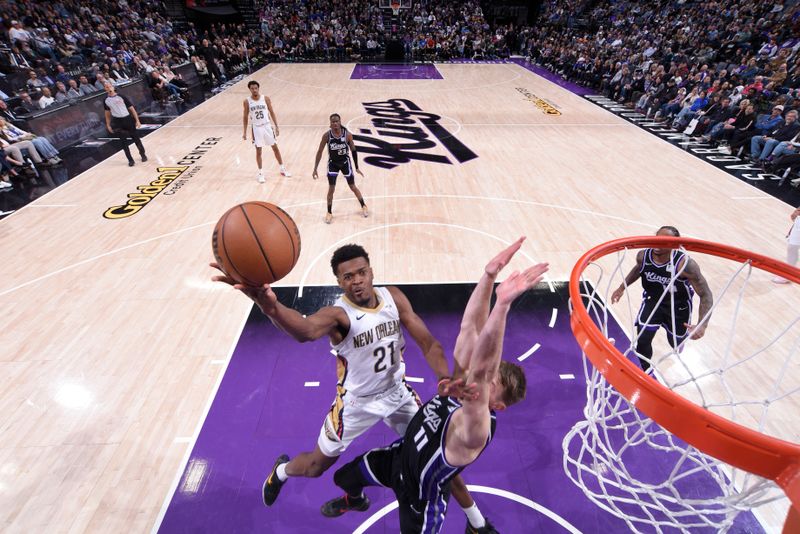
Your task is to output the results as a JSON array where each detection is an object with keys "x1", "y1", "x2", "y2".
[{"x1": 103, "y1": 82, "x2": 147, "y2": 167}]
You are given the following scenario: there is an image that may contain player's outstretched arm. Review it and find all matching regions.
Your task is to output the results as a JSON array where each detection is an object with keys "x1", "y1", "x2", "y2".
[
  {"x1": 388, "y1": 286, "x2": 448, "y2": 381},
  {"x1": 211, "y1": 262, "x2": 343, "y2": 341},
  {"x1": 451, "y1": 263, "x2": 548, "y2": 456},
  {"x1": 611, "y1": 249, "x2": 645, "y2": 303},
  {"x1": 453, "y1": 237, "x2": 525, "y2": 378}
]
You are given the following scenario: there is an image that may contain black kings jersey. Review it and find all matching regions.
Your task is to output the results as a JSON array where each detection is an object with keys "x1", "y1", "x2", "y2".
[
  {"x1": 639, "y1": 248, "x2": 693, "y2": 306},
  {"x1": 327, "y1": 127, "x2": 350, "y2": 165},
  {"x1": 400, "y1": 395, "x2": 496, "y2": 506}
]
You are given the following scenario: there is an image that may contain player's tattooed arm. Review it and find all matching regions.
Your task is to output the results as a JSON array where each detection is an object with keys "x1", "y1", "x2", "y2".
[
  {"x1": 611, "y1": 249, "x2": 645, "y2": 303},
  {"x1": 682, "y1": 257, "x2": 713, "y2": 339}
]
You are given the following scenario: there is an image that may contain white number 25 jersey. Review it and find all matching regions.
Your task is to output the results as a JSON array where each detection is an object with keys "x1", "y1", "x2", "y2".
[
  {"x1": 331, "y1": 287, "x2": 406, "y2": 396},
  {"x1": 248, "y1": 95, "x2": 271, "y2": 127}
]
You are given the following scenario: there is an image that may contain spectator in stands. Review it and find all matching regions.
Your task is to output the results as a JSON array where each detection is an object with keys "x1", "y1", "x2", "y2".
[
  {"x1": 53, "y1": 82, "x2": 69, "y2": 104},
  {"x1": 751, "y1": 110, "x2": 800, "y2": 163},
  {"x1": 0, "y1": 118, "x2": 61, "y2": 165},
  {"x1": 16, "y1": 91, "x2": 39, "y2": 115},
  {"x1": 38, "y1": 87, "x2": 55, "y2": 110},
  {"x1": 78, "y1": 75, "x2": 95, "y2": 96},
  {"x1": 197, "y1": 39, "x2": 223, "y2": 84},
  {"x1": 26, "y1": 70, "x2": 47, "y2": 91},
  {"x1": 94, "y1": 73, "x2": 112, "y2": 91},
  {"x1": 717, "y1": 103, "x2": 756, "y2": 153},
  {"x1": 754, "y1": 105, "x2": 787, "y2": 136},
  {"x1": 0, "y1": 100, "x2": 21, "y2": 124},
  {"x1": 0, "y1": 150, "x2": 22, "y2": 189},
  {"x1": 55, "y1": 65, "x2": 72, "y2": 85},
  {"x1": 0, "y1": 128, "x2": 44, "y2": 165},
  {"x1": 66, "y1": 79, "x2": 82, "y2": 99},
  {"x1": 8, "y1": 20, "x2": 32, "y2": 46}
]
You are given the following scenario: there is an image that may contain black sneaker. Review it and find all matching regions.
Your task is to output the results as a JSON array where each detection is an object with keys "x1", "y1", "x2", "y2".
[
  {"x1": 320, "y1": 493, "x2": 370, "y2": 517},
  {"x1": 262, "y1": 454, "x2": 289, "y2": 506},
  {"x1": 128, "y1": 160, "x2": 135, "y2": 167},
  {"x1": 141, "y1": 155, "x2": 148, "y2": 163},
  {"x1": 466, "y1": 517, "x2": 499, "y2": 534}
]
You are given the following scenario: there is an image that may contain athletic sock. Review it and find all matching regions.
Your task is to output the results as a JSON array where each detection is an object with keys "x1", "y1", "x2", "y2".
[
  {"x1": 276, "y1": 462, "x2": 289, "y2": 482},
  {"x1": 462, "y1": 504, "x2": 485, "y2": 528}
]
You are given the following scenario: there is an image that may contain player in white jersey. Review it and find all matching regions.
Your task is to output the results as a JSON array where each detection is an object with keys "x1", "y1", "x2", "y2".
[
  {"x1": 211, "y1": 243, "x2": 500, "y2": 533},
  {"x1": 242, "y1": 80, "x2": 291, "y2": 183}
]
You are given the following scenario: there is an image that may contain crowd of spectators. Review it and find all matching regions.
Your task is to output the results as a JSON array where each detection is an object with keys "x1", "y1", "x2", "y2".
[
  {"x1": 4, "y1": 0, "x2": 800, "y2": 181},
  {"x1": 255, "y1": 0, "x2": 514, "y2": 62},
  {"x1": 524, "y1": 0, "x2": 800, "y2": 172}
]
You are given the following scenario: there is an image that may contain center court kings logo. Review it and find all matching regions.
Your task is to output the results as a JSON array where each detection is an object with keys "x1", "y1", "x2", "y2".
[{"x1": 349, "y1": 98, "x2": 478, "y2": 170}]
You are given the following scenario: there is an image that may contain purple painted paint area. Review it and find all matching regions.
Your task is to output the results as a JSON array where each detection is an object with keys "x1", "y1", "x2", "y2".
[
  {"x1": 350, "y1": 64, "x2": 443, "y2": 80},
  {"x1": 159, "y1": 286, "x2": 764, "y2": 534},
  {"x1": 507, "y1": 58, "x2": 593, "y2": 96}
]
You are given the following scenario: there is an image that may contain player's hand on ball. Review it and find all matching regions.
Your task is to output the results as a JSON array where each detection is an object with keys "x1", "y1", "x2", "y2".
[
  {"x1": 685, "y1": 322, "x2": 707, "y2": 340},
  {"x1": 210, "y1": 262, "x2": 278, "y2": 314}
]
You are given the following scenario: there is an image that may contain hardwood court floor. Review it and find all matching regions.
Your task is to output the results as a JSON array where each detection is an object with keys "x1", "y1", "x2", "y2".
[{"x1": 0, "y1": 63, "x2": 796, "y2": 533}]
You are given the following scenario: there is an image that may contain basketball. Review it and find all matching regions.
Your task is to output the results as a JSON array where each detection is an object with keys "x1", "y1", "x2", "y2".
[{"x1": 212, "y1": 201, "x2": 301, "y2": 286}]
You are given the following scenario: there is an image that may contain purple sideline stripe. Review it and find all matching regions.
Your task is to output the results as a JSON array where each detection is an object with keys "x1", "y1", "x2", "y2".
[
  {"x1": 351, "y1": 63, "x2": 443, "y2": 80},
  {"x1": 507, "y1": 57, "x2": 593, "y2": 96}
]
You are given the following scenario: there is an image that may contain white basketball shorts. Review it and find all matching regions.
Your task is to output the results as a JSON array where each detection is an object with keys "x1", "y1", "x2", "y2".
[
  {"x1": 252, "y1": 124, "x2": 276, "y2": 148},
  {"x1": 317, "y1": 381, "x2": 422, "y2": 457}
]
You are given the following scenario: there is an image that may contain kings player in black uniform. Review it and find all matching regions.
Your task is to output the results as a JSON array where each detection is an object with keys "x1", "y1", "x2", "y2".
[
  {"x1": 313, "y1": 113, "x2": 368, "y2": 224},
  {"x1": 322, "y1": 237, "x2": 548, "y2": 533},
  {"x1": 611, "y1": 226, "x2": 714, "y2": 372}
]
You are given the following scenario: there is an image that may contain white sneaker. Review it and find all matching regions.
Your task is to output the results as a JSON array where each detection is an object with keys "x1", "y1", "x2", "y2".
[
  {"x1": 0, "y1": 180, "x2": 12, "y2": 189},
  {"x1": 280, "y1": 166, "x2": 291, "y2": 177},
  {"x1": 719, "y1": 145, "x2": 731, "y2": 155},
  {"x1": 257, "y1": 172, "x2": 265, "y2": 184},
  {"x1": 772, "y1": 276, "x2": 790, "y2": 284}
]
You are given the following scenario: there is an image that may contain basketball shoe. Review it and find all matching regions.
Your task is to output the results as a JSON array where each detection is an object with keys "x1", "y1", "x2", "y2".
[
  {"x1": 466, "y1": 517, "x2": 499, "y2": 534},
  {"x1": 257, "y1": 171, "x2": 265, "y2": 184},
  {"x1": 361, "y1": 205, "x2": 369, "y2": 218},
  {"x1": 325, "y1": 213, "x2": 332, "y2": 224},
  {"x1": 280, "y1": 165, "x2": 292, "y2": 177},
  {"x1": 320, "y1": 493, "x2": 370, "y2": 517},
  {"x1": 262, "y1": 454, "x2": 290, "y2": 506}
]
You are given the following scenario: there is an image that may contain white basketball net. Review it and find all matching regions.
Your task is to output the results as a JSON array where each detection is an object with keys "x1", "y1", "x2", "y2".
[{"x1": 563, "y1": 244, "x2": 800, "y2": 533}]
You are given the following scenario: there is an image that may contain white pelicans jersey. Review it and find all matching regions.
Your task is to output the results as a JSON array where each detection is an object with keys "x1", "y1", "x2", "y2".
[
  {"x1": 247, "y1": 94, "x2": 271, "y2": 127},
  {"x1": 331, "y1": 286, "x2": 406, "y2": 396}
]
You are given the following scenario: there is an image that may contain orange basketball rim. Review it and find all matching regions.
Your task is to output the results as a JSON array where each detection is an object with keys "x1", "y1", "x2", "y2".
[{"x1": 569, "y1": 236, "x2": 800, "y2": 532}]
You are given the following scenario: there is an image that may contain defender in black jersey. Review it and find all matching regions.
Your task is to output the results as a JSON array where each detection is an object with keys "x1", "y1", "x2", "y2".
[
  {"x1": 313, "y1": 113, "x2": 368, "y2": 224},
  {"x1": 611, "y1": 226, "x2": 714, "y2": 372},
  {"x1": 324, "y1": 238, "x2": 548, "y2": 533}
]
